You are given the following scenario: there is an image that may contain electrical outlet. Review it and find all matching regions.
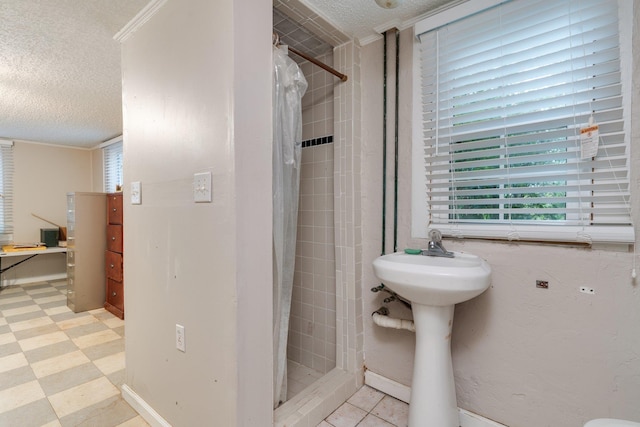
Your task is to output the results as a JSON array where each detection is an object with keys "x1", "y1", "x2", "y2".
[
  {"x1": 536, "y1": 280, "x2": 549, "y2": 289},
  {"x1": 580, "y1": 286, "x2": 595, "y2": 295},
  {"x1": 194, "y1": 172, "x2": 212, "y2": 203},
  {"x1": 176, "y1": 324, "x2": 186, "y2": 352},
  {"x1": 131, "y1": 181, "x2": 141, "y2": 205}
]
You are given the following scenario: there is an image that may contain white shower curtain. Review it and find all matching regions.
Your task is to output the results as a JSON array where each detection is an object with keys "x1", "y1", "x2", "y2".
[{"x1": 273, "y1": 45, "x2": 308, "y2": 408}]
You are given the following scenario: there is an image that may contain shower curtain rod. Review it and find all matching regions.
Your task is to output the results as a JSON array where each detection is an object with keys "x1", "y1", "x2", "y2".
[
  {"x1": 273, "y1": 32, "x2": 348, "y2": 82},
  {"x1": 287, "y1": 46, "x2": 348, "y2": 82}
]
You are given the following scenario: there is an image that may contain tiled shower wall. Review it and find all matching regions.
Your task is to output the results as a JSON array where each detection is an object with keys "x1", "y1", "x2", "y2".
[
  {"x1": 288, "y1": 51, "x2": 337, "y2": 375},
  {"x1": 300, "y1": 52, "x2": 335, "y2": 141}
]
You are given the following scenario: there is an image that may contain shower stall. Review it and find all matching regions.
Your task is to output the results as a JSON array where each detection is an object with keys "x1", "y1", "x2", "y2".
[
  {"x1": 272, "y1": 2, "x2": 364, "y2": 426},
  {"x1": 272, "y1": 5, "x2": 339, "y2": 406}
]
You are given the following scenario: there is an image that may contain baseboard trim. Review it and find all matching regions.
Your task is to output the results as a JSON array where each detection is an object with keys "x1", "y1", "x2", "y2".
[
  {"x1": 364, "y1": 370, "x2": 411, "y2": 404},
  {"x1": 459, "y1": 408, "x2": 509, "y2": 427},
  {"x1": 122, "y1": 384, "x2": 172, "y2": 427},
  {"x1": 364, "y1": 370, "x2": 507, "y2": 427},
  {"x1": 0, "y1": 273, "x2": 67, "y2": 288}
]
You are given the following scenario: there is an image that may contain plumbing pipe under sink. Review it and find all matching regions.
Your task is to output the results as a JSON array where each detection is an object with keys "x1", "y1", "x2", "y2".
[{"x1": 372, "y1": 308, "x2": 415, "y2": 332}]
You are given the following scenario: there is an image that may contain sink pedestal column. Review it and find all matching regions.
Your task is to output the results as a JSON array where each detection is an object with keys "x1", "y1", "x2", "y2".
[{"x1": 409, "y1": 303, "x2": 459, "y2": 427}]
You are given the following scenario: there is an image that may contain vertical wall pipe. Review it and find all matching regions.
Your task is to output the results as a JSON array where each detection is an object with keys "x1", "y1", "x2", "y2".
[
  {"x1": 382, "y1": 31, "x2": 388, "y2": 256},
  {"x1": 381, "y1": 29, "x2": 401, "y2": 255},
  {"x1": 393, "y1": 28, "x2": 400, "y2": 253},
  {"x1": 374, "y1": 29, "x2": 413, "y2": 314}
]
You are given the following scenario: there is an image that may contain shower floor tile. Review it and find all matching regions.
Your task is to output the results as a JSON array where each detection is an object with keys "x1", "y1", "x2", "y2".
[{"x1": 287, "y1": 359, "x2": 324, "y2": 400}]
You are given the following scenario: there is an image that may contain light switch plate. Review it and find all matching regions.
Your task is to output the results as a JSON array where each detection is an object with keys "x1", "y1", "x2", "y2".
[
  {"x1": 194, "y1": 172, "x2": 212, "y2": 203},
  {"x1": 176, "y1": 324, "x2": 186, "y2": 352},
  {"x1": 131, "y1": 181, "x2": 141, "y2": 205}
]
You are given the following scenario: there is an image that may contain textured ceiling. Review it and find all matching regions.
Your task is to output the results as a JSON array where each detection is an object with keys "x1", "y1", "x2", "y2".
[
  {"x1": 302, "y1": 0, "x2": 463, "y2": 43},
  {"x1": 0, "y1": 0, "x2": 461, "y2": 149},
  {"x1": 0, "y1": 0, "x2": 148, "y2": 148}
]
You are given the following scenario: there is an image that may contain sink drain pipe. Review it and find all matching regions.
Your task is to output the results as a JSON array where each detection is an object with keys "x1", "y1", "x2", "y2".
[{"x1": 372, "y1": 307, "x2": 415, "y2": 332}]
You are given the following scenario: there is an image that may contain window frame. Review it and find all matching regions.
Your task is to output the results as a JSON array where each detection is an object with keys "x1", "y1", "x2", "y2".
[
  {"x1": 411, "y1": 0, "x2": 634, "y2": 244},
  {"x1": 0, "y1": 139, "x2": 13, "y2": 244},
  {"x1": 102, "y1": 136, "x2": 123, "y2": 194}
]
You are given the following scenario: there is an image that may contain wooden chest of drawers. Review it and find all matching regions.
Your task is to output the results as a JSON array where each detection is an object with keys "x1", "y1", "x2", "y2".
[{"x1": 104, "y1": 193, "x2": 124, "y2": 319}]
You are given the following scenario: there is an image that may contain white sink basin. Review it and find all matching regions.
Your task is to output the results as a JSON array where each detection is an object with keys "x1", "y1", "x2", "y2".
[
  {"x1": 372, "y1": 251, "x2": 491, "y2": 306},
  {"x1": 372, "y1": 250, "x2": 492, "y2": 425}
]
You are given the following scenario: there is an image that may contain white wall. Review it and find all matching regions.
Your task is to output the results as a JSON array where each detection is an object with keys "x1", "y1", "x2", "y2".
[
  {"x1": 90, "y1": 147, "x2": 104, "y2": 192},
  {"x1": 3, "y1": 141, "x2": 93, "y2": 285},
  {"x1": 120, "y1": 0, "x2": 271, "y2": 425},
  {"x1": 14, "y1": 141, "x2": 93, "y2": 242},
  {"x1": 360, "y1": 15, "x2": 640, "y2": 427}
]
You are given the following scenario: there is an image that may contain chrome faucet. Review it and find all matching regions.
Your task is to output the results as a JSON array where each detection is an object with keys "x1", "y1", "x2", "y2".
[{"x1": 424, "y1": 229, "x2": 454, "y2": 258}]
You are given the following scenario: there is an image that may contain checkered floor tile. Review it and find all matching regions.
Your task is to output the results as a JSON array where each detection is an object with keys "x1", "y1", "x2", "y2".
[{"x1": 0, "y1": 280, "x2": 148, "y2": 427}]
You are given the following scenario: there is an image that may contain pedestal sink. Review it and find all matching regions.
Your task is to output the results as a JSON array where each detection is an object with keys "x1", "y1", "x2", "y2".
[{"x1": 372, "y1": 251, "x2": 491, "y2": 427}]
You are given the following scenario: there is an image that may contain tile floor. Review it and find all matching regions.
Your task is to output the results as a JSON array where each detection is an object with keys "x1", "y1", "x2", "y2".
[
  {"x1": 286, "y1": 360, "x2": 409, "y2": 426},
  {"x1": 318, "y1": 385, "x2": 409, "y2": 427},
  {"x1": 1, "y1": 280, "x2": 407, "y2": 427},
  {"x1": 0, "y1": 280, "x2": 148, "y2": 427}
]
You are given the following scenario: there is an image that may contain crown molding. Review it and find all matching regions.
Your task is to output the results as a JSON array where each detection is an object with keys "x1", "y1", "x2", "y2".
[
  {"x1": 98, "y1": 135, "x2": 123, "y2": 149},
  {"x1": 114, "y1": 0, "x2": 169, "y2": 43}
]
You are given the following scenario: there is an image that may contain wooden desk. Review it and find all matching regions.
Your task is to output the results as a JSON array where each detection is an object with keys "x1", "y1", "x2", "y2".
[{"x1": 0, "y1": 247, "x2": 67, "y2": 274}]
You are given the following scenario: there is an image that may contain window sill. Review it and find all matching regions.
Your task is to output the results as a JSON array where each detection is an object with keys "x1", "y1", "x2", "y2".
[{"x1": 419, "y1": 224, "x2": 635, "y2": 245}]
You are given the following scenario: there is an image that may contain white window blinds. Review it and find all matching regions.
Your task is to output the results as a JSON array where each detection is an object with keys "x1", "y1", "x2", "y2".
[
  {"x1": 0, "y1": 140, "x2": 14, "y2": 244},
  {"x1": 413, "y1": 0, "x2": 634, "y2": 243},
  {"x1": 103, "y1": 139, "x2": 123, "y2": 193}
]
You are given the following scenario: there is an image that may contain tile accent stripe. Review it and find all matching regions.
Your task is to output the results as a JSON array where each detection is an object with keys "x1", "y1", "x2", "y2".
[{"x1": 302, "y1": 135, "x2": 333, "y2": 148}]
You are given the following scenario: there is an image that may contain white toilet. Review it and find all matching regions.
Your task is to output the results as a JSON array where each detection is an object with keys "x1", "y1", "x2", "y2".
[{"x1": 585, "y1": 419, "x2": 640, "y2": 427}]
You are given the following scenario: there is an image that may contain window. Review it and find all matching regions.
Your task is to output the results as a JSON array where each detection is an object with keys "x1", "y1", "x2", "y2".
[
  {"x1": 103, "y1": 138, "x2": 123, "y2": 193},
  {"x1": 0, "y1": 140, "x2": 13, "y2": 244},
  {"x1": 412, "y1": 0, "x2": 633, "y2": 243}
]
